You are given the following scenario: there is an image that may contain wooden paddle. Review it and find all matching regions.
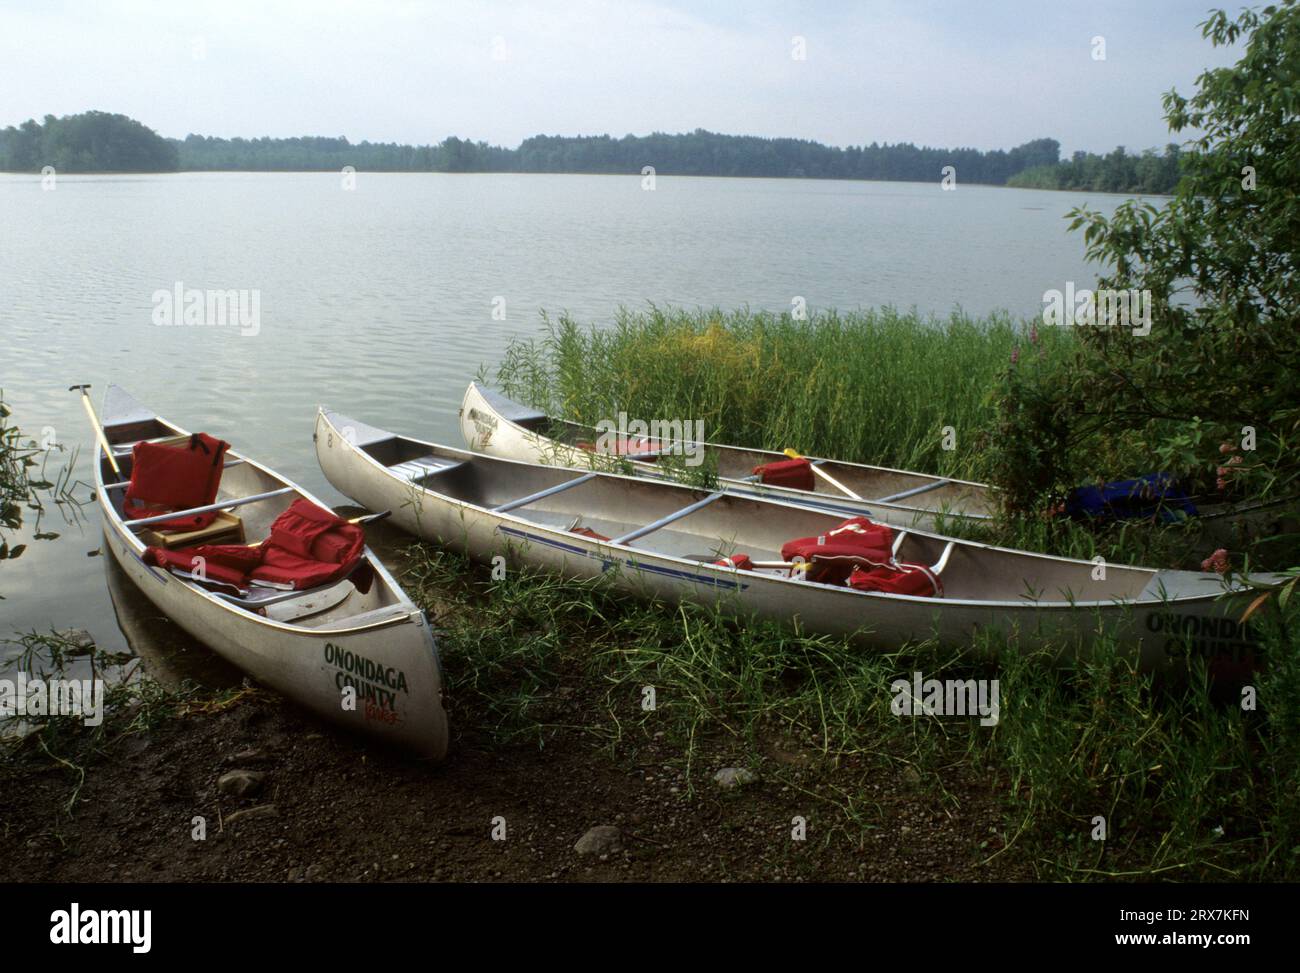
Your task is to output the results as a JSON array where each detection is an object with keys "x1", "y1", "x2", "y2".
[
  {"x1": 69, "y1": 383, "x2": 122, "y2": 478},
  {"x1": 783, "y1": 448, "x2": 864, "y2": 501}
]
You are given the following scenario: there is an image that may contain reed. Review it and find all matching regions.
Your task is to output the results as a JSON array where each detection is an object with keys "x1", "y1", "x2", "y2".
[{"x1": 490, "y1": 305, "x2": 1073, "y2": 479}]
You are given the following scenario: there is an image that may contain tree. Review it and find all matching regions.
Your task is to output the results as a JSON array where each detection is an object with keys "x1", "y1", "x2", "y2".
[
  {"x1": 0, "y1": 111, "x2": 178, "y2": 172},
  {"x1": 986, "y1": 2, "x2": 1300, "y2": 513}
]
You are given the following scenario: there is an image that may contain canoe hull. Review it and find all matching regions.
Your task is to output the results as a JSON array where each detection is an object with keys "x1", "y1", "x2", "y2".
[{"x1": 319, "y1": 410, "x2": 1264, "y2": 673}]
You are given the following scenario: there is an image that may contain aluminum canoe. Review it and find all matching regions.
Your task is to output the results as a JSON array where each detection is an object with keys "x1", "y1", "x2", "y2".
[
  {"x1": 458, "y1": 382, "x2": 994, "y2": 528},
  {"x1": 318, "y1": 406, "x2": 1275, "y2": 672},
  {"x1": 93, "y1": 386, "x2": 448, "y2": 759}
]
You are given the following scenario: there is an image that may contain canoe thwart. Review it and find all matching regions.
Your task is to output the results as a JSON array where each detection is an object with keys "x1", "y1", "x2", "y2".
[
  {"x1": 930, "y1": 541, "x2": 955, "y2": 574},
  {"x1": 124, "y1": 486, "x2": 296, "y2": 530},
  {"x1": 611, "y1": 491, "x2": 726, "y2": 545},
  {"x1": 876, "y1": 479, "x2": 953, "y2": 504},
  {"x1": 493, "y1": 472, "x2": 598, "y2": 513}
]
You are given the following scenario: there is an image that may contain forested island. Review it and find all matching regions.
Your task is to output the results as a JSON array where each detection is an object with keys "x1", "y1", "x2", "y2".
[{"x1": 0, "y1": 110, "x2": 1183, "y2": 193}]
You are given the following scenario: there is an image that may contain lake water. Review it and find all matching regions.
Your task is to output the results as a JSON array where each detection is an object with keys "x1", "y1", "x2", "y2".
[{"x1": 0, "y1": 171, "x2": 1130, "y2": 665}]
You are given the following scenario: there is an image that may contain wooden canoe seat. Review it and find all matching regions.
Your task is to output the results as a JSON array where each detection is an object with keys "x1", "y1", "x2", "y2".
[{"x1": 138, "y1": 510, "x2": 246, "y2": 549}]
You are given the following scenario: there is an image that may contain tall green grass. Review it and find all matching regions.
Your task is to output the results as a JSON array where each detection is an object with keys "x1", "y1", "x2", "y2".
[
  {"x1": 491, "y1": 305, "x2": 1072, "y2": 479},
  {"x1": 406, "y1": 545, "x2": 1300, "y2": 880}
]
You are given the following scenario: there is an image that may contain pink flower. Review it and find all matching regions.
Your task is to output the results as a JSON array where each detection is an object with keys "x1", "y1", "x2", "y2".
[
  {"x1": 1219, "y1": 442, "x2": 1235, "y2": 455},
  {"x1": 1201, "y1": 549, "x2": 1230, "y2": 574},
  {"x1": 1010, "y1": 346, "x2": 1020, "y2": 365},
  {"x1": 1228, "y1": 455, "x2": 1243, "y2": 466},
  {"x1": 1030, "y1": 325, "x2": 1039, "y2": 346},
  {"x1": 1216, "y1": 476, "x2": 1228, "y2": 491}
]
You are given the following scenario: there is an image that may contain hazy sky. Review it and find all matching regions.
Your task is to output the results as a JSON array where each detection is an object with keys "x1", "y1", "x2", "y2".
[{"x1": 2, "y1": 0, "x2": 1241, "y2": 154}]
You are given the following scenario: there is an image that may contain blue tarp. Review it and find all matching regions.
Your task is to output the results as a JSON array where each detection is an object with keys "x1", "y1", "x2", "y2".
[{"x1": 1066, "y1": 473, "x2": 1199, "y2": 523}]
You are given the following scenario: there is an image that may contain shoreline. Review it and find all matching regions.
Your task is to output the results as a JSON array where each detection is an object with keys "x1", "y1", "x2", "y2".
[{"x1": 0, "y1": 168, "x2": 1174, "y2": 196}]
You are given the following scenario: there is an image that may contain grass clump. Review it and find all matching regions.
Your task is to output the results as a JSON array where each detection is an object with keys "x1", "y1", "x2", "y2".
[{"x1": 490, "y1": 305, "x2": 1073, "y2": 479}]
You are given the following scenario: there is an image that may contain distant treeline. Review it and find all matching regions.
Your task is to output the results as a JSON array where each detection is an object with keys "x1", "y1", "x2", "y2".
[
  {"x1": 0, "y1": 111, "x2": 178, "y2": 172},
  {"x1": 1007, "y1": 145, "x2": 1184, "y2": 194},
  {"x1": 172, "y1": 130, "x2": 1063, "y2": 185},
  {"x1": 0, "y1": 110, "x2": 1179, "y2": 192}
]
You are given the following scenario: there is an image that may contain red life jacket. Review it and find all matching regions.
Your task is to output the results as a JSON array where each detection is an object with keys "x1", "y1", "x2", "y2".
[
  {"x1": 781, "y1": 516, "x2": 893, "y2": 585},
  {"x1": 753, "y1": 457, "x2": 814, "y2": 492},
  {"x1": 249, "y1": 499, "x2": 365, "y2": 589},
  {"x1": 144, "y1": 544, "x2": 263, "y2": 588},
  {"x1": 848, "y1": 562, "x2": 943, "y2": 598},
  {"x1": 124, "y1": 432, "x2": 230, "y2": 531},
  {"x1": 712, "y1": 554, "x2": 754, "y2": 570},
  {"x1": 144, "y1": 499, "x2": 368, "y2": 594}
]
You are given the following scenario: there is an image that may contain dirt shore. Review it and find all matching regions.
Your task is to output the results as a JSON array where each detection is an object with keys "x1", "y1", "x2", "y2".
[{"x1": 0, "y1": 681, "x2": 1031, "y2": 883}]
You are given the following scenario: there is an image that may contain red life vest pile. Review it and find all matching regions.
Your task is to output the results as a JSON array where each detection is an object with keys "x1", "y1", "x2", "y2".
[
  {"x1": 752, "y1": 457, "x2": 814, "y2": 491},
  {"x1": 704, "y1": 517, "x2": 942, "y2": 596},
  {"x1": 779, "y1": 516, "x2": 943, "y2": 597},
  {"x1": 144, "y1": 498, "x2": 370, "y2": 594},
  {"x1": 124, "y1": 432, "x2": 230, "y2": 531}
]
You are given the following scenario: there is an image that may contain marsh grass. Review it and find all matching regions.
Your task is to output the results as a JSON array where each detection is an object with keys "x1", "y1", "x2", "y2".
[{"x1": 490, "y1": 305, "x2": 1074, "y2": 479}]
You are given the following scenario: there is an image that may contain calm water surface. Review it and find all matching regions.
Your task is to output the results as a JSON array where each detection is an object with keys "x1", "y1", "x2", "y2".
[{"x1": 0, "y1": 171, "x2": 1130, "y2": 662}]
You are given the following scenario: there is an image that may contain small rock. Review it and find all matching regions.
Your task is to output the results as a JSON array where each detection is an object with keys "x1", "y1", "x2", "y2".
[
  {"x1": 287, "y1": 866, "x2": 303, "y2": 882},
  {"x1": 305, "y1": 864, "x2": 324, "y2": 881},
  {"x1": 902, "y1": 766, "x2": 922, "y2": 785},
  {"x1": 713, "y1": 767, "x2": 759, "y2": 790},
  {"x1": 230, "y1": 747, "x2": 269, "y2": 765},
  {"x1": 574, "y1": 826, "x2": 622, "y2": 856},
  {"x1": 224, "y1": 804, "x2": 279, "y2": 827},
  {"x1": 218, "y1": 770, "x2": 266, "y2": 798}
]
